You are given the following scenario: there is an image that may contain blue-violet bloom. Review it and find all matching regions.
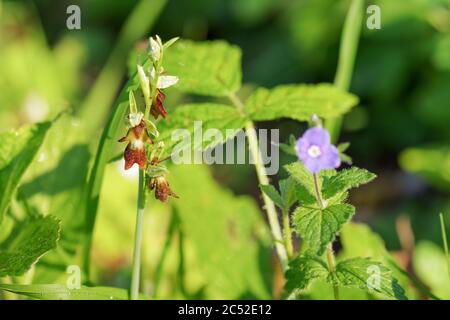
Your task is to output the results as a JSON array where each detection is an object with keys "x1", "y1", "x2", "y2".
[{"x1": 296, "y1": 127, "x2": 341, "y2": 173}]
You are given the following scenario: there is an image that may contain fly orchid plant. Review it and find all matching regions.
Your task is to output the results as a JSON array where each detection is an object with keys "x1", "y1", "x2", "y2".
[{"x1": 120, "y1": 35, "x2": 179, "y2": 300}]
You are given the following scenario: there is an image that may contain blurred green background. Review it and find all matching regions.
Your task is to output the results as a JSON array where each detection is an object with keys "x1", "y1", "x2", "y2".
[{"x1": 0, "y1": 0, "x2": 449, "y2": 299}]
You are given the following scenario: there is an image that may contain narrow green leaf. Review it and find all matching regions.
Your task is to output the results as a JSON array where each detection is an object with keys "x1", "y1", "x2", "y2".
[
  {"x1": 284, "y1": 162, "x2": 316, "y2": 198},
  {"x1": 439, "y1": 213, "x2": 450, "y2": 280},
  {"x1": 0, "y1": 284, "x2": 142, "y2": 300},
  {"x1": 329, "y1": 257, "x2": 407, "y2": 300},
  {"x1": 82, "y1": 92, "x2": 130, "y2": 278},
  {"x1": 279, "y1": 177, "x2": 298, "y2": 209},
  {"x1": 260, "y1": 184, "x2": 284, "y2": 209},
  {"x1": 293, "y1": 204, "x2": 355, "y2": 255},
  {"x1": 244, "y1": 83, "x2": 358, "y2": 122},
  {"x1": 0, "y1": 122, "x2": 51, "y2": 224},
  {"x1": 285, "y1": 254, "x2": 328, "y2": 292},
  {"x1": 321, "y1": 167, "x2": 376, "y2": 200},
  {"x1": 164, "y1": 40, "x2": 242, "y2": 97},
  {"x1": 0, "y1": 215, "x2": 60, "y2": 277},
  {"x1": 156, "y1": 103, "x2": 246, "y2": 152}
]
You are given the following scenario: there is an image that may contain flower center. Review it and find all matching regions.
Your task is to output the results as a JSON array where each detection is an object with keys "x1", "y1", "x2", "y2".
[{"x1": 307, "y1": 145, "x2": 322, "y2": 158}]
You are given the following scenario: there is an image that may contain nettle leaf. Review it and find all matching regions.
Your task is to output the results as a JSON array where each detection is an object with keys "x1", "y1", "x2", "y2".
[
  {"x1": 170, "y1": 164, "x2": 271, "y2": 299},
  {"x1": 0, "y1": 215, "x2": 60, "y2": 277},
  {"x1": 260, "y1": 184, "x2": 284, "y2": 209},
  {"x1": 285, "y1": 254, "x2": 328, "y2": 292},
  {"x1": 322, "y1": 167, "x2": 376, "y2": 200},
  {"x1": 260, "y1": 177, "x2": 298, "y2": 211},
  {"x1": 284, "y1": 162, "x2": 316, "y2": 198},
  {"x1": 329, "y1": 257, "x2": 407, "y2": 300},
  {"x1": 279, "y1": 177, "x2": 298, "y2": 209},
  {"x1": 284, "y1": 162, "x2": 331, "y2": 205},
  {"x1": 156, "y1": 103, "x2": 246, "y2": 152},
  {"x1": 293, "y1": 204, "x2": 355, "y2": 255},
  {"x1": 244, "y1": 83, "x2": 358, "y2": 122},
  {"x1": 0, "y1": 284, "x2": 144, "y2": 300},
  {"x1": 0, "y1": 122, "x2": 51, "y2": 224},
  {"x1": 164, "y1": 39, "x2": 242, "y2": 97}
]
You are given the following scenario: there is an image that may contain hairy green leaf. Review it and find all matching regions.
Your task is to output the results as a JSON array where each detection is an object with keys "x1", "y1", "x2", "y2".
[
  {"x1": 285, "y1": 254, "x2": 328, "y2": 292},
  {"x1": 260, "y1": 184, "x2": 284, "y2": 209},
  {"x1": 329, "y1": 257, "x2": 407, "y2": 300},
  {"x1": 0, "y1": 122, "x2": 51, "y2": 224},
  {"x1": 156, "y1": 103, "x2": 246, "y2": 152},
  {"x1": 293, "y1": 204, "x2": 355, "y2": 255},
  {"x1": 18, "y1": 116, "x2": 90, "y2": 283},
  {"x1": 164, "y1": 39, "x2": 242, "y2": 96},
  {"x1": 0, "y1": 284, "x2": 144, "y2": 300},
  {"x1": 279, "y1": 177, "x2": 298, "y2": 209},
  {"x1": 0, "y1": 215, "x2": 60, "y2": 277},
  {"x1": 284, "y1": 162, "x2": 316, "y2": 198},
  {"x1": 284, "y1": 162, "x2": 332, "y2": 205},
  {"x1": 244, "y1": 83, "x2": 358, "y2": 122},
  {"x1": 322, "y1": 167, "x2": 376, "y2": 200},
  {"x1": 170, "y1": 165, "x2": 271, "y2": 299}
]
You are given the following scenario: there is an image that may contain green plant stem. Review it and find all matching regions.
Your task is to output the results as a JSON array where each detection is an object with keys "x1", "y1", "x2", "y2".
[
  {"x1": 325, "y1": 0, "x2": 364, "y2": 143},
  {"x1": 282, "y1": 208, "x2": 294, "y2": 259},
  {"x1": 130, "y1": 169, "x2": 146, "y2": 300},
  {"x1": 312, "y1": 173, "x2": 340, "y2": 300},
  {"x1": 227, "y1": 92, "x2": 288, "y2": 273},
  {"x1": 439, "y1": 213, "x2": 450, "y2": 280},
  {"x1": 326, "y1": 243, "x2": 340, "y2": 300}
]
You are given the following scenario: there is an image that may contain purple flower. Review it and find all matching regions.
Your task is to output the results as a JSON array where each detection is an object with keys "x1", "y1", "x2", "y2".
[{"x1": 296, "y1": 127, "x2": 341, "y2": 173}]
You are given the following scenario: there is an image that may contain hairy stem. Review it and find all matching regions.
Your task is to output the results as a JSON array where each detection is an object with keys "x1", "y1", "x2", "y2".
[
  {"x1": 282, "y1": 208, "x2": 294, "y2": 259},
  {"x1": 227, "y1": 92, "x2": 288, "y2": 272},
  {"x1": 130, "y1": 169, "x2": 146, "y2": 300},
  {"x1": 325, "y1": 0, "x2": 364, "y2": 143},
  {"x1": 326, "y1": 244, "x2": 340, "y2": 300},
  {"x1": 312, "y1": 173, "x2": 339, "y2": 300}
]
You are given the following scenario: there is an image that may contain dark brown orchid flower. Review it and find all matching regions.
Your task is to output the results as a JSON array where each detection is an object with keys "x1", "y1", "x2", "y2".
[
  {"x1": 149, "y1": 176, "x2": 178, "y2": 202},
  {"x1": 118, "y1": 120, "x2": 153, "y2": 170},
  {"x1": 150, "y1": 89, "x2": 167, "y2": 119}
]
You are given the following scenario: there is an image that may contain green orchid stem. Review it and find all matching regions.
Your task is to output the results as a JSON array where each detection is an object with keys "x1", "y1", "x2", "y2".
[
  {"x1": 325, "y1": 0, "x2": 364, "y2": 143},
  {"x1": 130, "y1": 169, "x2": 146, "y2": 300},
  {"x1": 312, "y1": 173, "x2": 339, "y2": 300},
  {"x1": 282, "y1": 208, "x2": 294, "y2": 259},
  {"x1": 227, "y1": 92, "x2": 288, "y2": 273}
]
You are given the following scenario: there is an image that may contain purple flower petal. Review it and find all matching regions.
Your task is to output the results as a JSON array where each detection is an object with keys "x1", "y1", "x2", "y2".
[
  {"x1": 302, "y1": 127, "x2": 330, "y2": 146},
  {"x1": 317, "y1": 144, "x2": 341, "y2": 170},
  {"x1": 303, "y1": 157, "x2": 322, "y2": 173}
]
